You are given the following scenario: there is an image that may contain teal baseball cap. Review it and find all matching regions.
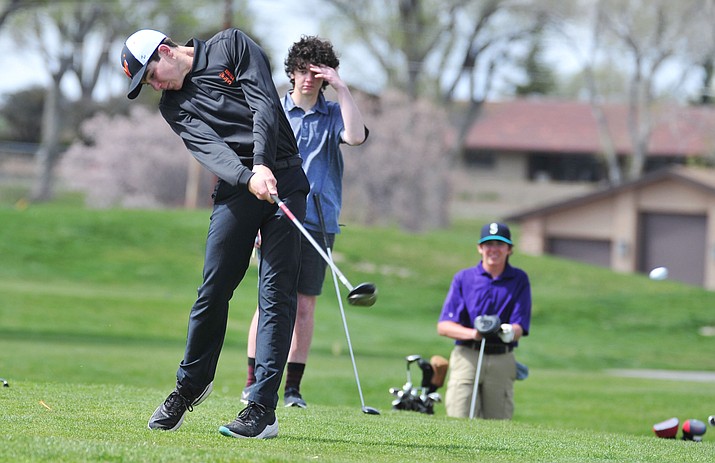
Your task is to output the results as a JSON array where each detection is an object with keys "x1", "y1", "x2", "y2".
[{"x1": 479, "y1": 222, "x2": 513, "y2": 245}]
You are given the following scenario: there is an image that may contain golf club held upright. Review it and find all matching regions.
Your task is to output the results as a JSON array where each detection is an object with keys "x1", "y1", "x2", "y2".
[{"x1": 314, "y1": 194, "x2": 380, "y2": 415}]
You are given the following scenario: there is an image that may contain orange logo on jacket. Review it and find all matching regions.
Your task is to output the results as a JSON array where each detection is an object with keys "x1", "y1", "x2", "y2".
[{"x1": 219, "y1": 69, "x2": 235, "y2": 85}]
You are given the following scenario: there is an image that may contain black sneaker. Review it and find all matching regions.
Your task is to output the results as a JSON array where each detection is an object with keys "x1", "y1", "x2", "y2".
[
  {"x1": 284, "y1": 387, "x2": 307, "y2": 408},
  {"x1": 218, "y1": 402, "x2": 278, "y2": 439},
  {"x1": 147, "y1": 381, "x2": 213, "y2": 431}
]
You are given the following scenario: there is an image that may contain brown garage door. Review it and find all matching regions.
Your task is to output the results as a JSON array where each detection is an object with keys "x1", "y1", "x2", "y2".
[
  {"x1": 548, "y1": 238, "x2": 611, "y2": 268},
  {"x1": 638, "y1": 213, "x2": 706, "y2": 286}
]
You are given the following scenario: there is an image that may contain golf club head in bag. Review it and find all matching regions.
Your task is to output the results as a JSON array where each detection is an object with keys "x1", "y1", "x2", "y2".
[
  {"x1": 389, "y1": 386, "x2": 437, "y2": 414},
  {"x1": 417, "y1": 359, "x2": 434, "y2": 389},
  {"x1": 405, "y1": 354, "x2": 421, "y2": 384},
  {"x1": 474, "y1": 315, "x2": 501, "y2": 336},
  {"x1": 653, "y1": 417, "x2": 679, "y2": 439},
  {"x1": 682, "y1": 419, "x2": 706, "y2": 442},
  {"x1": 389, "y1": 354, "x2": 445, "y2": 415}
]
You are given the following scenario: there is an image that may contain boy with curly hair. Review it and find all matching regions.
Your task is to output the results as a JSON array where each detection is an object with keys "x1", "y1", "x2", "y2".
[{"x1": 244, "y1": 35, "x2": 368, "y2": 408}]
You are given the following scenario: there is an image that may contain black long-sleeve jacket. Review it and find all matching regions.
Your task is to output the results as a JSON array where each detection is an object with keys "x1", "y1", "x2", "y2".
[{"x1": 159, "y1": 28, "x2": 300, "y2": 187}]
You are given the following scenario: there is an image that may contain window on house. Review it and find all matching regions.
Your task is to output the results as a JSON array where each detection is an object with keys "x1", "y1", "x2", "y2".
[{"x1": 463, "y1": 149, "x2": 495, "y2": 168}]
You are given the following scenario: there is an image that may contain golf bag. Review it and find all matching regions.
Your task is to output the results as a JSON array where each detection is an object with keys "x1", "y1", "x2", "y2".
[{"x1": 389, "y1": 354, "x2": 448, "y2": 414}]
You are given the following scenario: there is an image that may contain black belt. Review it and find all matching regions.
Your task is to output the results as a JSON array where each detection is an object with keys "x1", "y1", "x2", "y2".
[
  {"x1": 272, "y1": 156, "x2": 303, "y2": 171},
  {"x1": 460, "y1": 341, "x2": 513, "y2": 355},
  {"x1": 240, "y1": 156, "x2": 303, "y2": 172}
]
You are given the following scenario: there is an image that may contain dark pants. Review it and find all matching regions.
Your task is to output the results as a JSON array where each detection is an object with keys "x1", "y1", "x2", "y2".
[{"x1": 177, "y1": 166, "x2": 308, "y2": 410}]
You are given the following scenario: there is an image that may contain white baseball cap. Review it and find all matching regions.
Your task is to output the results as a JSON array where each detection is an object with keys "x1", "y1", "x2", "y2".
[{"x1": 120, "y1": 29, "x2": 167, "y2": 99}]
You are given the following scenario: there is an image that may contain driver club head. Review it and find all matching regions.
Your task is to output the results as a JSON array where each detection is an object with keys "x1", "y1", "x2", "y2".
[
  {"x1": 474, "y1": 314, "x2": 501, "y2": 335},
  {"x1": 347, "y1": 283, "x2": 377, "y2": 306},
  {"x1": 362, "y1": 406, "x2": 381, "y2": 415}
]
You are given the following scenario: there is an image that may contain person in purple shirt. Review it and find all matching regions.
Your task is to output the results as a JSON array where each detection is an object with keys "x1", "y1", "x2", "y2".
[{"x1": 437, "y1": 222, "x2": 531, "y2": 419}]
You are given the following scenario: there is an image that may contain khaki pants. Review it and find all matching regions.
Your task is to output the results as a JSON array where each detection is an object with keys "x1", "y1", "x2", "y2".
[{"x1": 445, "y1": 345, "x2": 516, "y2": 419}]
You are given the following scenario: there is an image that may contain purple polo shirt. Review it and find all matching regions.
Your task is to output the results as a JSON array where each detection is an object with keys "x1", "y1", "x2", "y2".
[{"x1": 438, "y1": 261, "x2": 531, "y2": 347}]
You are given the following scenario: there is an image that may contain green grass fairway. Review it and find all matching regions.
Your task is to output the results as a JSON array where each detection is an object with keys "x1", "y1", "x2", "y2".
[{"x1": 1, "y1": 201, "x2": 714, "y2": 462}]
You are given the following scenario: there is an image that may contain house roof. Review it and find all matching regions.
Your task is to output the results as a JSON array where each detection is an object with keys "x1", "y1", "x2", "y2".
[
  {"x1": 466, "y1": 99, "x2": 715, "y2": 157},
  {"x1": 505, "y1": 165, "x2": 715, "y2": 222}
]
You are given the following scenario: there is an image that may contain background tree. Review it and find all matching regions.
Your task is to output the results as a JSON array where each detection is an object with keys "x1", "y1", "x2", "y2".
[
  {"x1": 513, "y1": 25, "x2": 557, "y2": 96},
  {"x1": 319, "y1": 0, "x2": 550, "y2": 183},
  {"x1": 4, "y1": 0, "x2": 253, "y2": 202},
  {"x1": 0, "y1": 86, "x2": 44, "y2": 142},
  {"x1": 60, "y1": 106, "x2": 214, "y2": 208},
  {"x1": 320, "y1": 0, "x2": 542, "y2": 102},
  {"x1": 309, "y1": 0, "x2": 555, "y2": 228},
  {"x1": 688, "y1": 0, "x2": 715, "y2": 106},
  {"x1": 601, "y1": 0, "x2": 703, "y2": 180},
  {"x1": 340, "y1": 89, "x2": 451, "y2": 231},
  {"x1": 20, "y1": 2, "x2": 112, "y2": 201},
  {"x1": 0, "y1": 0, "x2": 37, "y2": 30},
  {"x1": 548, "y1": 0, "x2": 706, "y2": 184}
]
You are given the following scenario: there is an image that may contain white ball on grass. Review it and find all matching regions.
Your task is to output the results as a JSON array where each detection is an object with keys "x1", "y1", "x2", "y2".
[{"x1": 649, "y1": 266, "x2": 668, "y2": 280}]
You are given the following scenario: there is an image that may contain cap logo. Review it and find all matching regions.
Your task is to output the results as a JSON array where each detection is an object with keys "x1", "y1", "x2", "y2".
[
  {"x1": 489, "y1": 223, "x2": 499, "y2": 235},
  {"x1": 122, "y1": 56, "x2": 132, "y2": 78}
]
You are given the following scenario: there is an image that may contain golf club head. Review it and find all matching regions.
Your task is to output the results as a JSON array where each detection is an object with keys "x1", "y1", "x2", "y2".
[
  {"x1": 362, "y1": 406, "x2": 380, "y2": 415},
  {"x1": 405, "y1": 354, "x2": 422, "y2": 364},
  {"x1": 347, "y1": 283, "x2": 377, "y2": 306},
  {"x1": 682, "y1": 419, "x2": 706, "y2": 441},
  {"x1": 474, "y1": 314, "x2": 502, "y2": 335},
  {"x1": 653, "y1": 417, "x2": 679, "y2": 439}
]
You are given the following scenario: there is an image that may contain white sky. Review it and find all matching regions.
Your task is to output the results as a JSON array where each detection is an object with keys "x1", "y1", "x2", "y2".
[
  {"x1": 0, "y1": 0, "x2": 376, "y2": 100},
  {"x1": 0, "y1": 0, "x2": 701, "y2": 103}
]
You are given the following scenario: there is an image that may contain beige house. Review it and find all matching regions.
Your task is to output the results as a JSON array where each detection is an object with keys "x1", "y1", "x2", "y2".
[{"x1": 506, "y1": 166, "x2": 715, "y2": 290}]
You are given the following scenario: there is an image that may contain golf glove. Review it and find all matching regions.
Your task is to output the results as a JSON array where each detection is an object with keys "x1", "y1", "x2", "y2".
[{"x1": 498, "y1": 323, "x2": 514, "y2": 343}]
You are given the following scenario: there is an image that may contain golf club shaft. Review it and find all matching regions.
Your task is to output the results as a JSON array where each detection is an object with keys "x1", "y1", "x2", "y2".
[
  {"x1": 313, "y1": 194, "x2": 369, "y2": 410},
  {"x1": 328, "y1": 245, "x2": 369, "y2": 409},
  {"x1": 405, "y1": 355, "x2": 421, "y2": 385},
  {"x1": 271, "y1": 194, "x2": 355, "y2": 292},
  {"x1": 469, "y1": 339, "x2": 486, "y2": 419}
]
